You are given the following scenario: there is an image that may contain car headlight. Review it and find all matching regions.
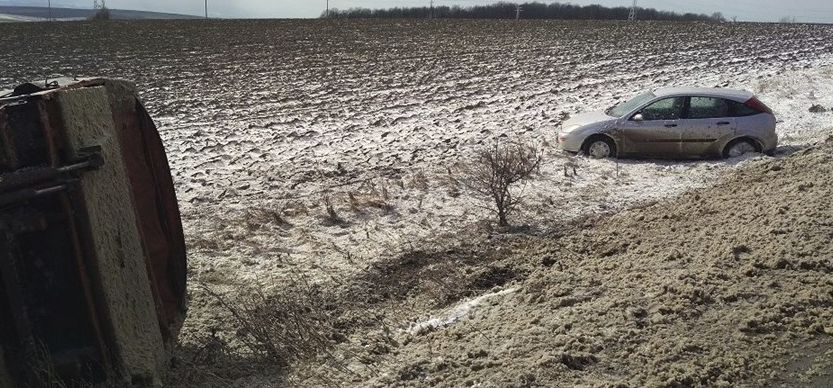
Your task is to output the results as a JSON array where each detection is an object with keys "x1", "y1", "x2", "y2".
[{"x1": 563, "y1": 124, "x2": 582, "y2": 133}]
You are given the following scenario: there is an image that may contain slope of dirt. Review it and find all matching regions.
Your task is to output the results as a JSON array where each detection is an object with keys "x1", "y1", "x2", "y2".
[{"x1": 304, "y1": 140, "x2": 833, "y2": 387}]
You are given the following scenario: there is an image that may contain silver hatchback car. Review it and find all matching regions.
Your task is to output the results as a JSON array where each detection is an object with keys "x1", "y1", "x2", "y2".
[{"x1": 557, "y1": 87, "x2": 777, "y2": 159}]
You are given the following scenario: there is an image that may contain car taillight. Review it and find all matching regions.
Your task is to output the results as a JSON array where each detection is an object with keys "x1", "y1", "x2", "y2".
[{"x1": 745, "y1": 97, "x2": 773, "y2": 115}]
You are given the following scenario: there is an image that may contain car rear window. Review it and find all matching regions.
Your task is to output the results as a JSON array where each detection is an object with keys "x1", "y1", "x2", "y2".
[
  {"x1": 728, "y1": 100, "x2": 761, "y2": 117},
  {"x1": 688, "y1": 97, "x2": 730, "y2": 119}
]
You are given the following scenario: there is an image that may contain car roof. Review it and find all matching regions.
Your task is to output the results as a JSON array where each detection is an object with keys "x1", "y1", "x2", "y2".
[{"x1": 653, "y1": 87, "x2": 754, "y2": 102}]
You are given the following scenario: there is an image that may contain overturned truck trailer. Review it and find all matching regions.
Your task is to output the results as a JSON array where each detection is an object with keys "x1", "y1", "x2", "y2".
[{"x1": 0, "y1": 79, "x2": 186, "y2": 387}]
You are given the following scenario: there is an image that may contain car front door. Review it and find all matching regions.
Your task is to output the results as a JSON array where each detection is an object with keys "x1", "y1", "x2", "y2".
[
  {"x1": 619, "y1": 97, "x2": 685, "y2": 157},
  {"x1": 680, "y1": 97, "x2": 737, "y2": 157}
]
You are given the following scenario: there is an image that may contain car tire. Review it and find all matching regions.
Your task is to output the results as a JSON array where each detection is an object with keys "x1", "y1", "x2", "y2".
[
  {"x1": 723, "y1": 138, "x2": 759, "y2": 158},
  {"x1": 582, "y1": 136, "x2": 616, "y2": 159}
]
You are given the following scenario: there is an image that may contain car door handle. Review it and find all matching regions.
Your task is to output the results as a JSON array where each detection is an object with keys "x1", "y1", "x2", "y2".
[
  {"x1": 717, "y1": 121, "x2": 731, "y2": 126},
  {"x1": 664, "y1": 124, "x2": 678, "y2": 128}
]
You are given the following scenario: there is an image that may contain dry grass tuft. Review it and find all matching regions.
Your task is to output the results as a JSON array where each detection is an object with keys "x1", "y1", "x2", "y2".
[
  {"x1": 407, "y1": 170, "x2": 430, "y2": 191},
  {"x1": 25, "y1": 342, "x2": 105, "y2": 388},
  {"x1": 348, "y1": 191, "x2": 362, "y2": 213},
  {"x1": 321, "y1": 194, "x2": 347, "y2": 226},
  {"x1": 345, "y1": 184, "x2": 395, "y2": 215},
  {"x1": 246, "y1": 207, "x2": 292, "y2": 231}
]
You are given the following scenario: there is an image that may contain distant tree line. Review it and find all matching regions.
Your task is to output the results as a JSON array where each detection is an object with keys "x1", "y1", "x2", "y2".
[{"x1": 322, "y1": 2, "x2": 724, "y2": 22}]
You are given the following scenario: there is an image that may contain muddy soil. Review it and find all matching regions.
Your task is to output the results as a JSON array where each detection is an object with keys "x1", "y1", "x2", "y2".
[
  {"x1": 167, "y1": 143, "x2": 833, "y2": 388},
  {"x1": 297, "y1": 140, "x2": 833, "y2": 387}
]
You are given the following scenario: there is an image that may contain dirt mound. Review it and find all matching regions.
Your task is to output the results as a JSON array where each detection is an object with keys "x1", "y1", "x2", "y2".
[{"x1": 323, "y1": 142, "x2": 833, "y2": 387}]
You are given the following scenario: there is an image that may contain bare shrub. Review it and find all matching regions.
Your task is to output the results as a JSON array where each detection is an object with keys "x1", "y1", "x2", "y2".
[
  {"x1": 199, "y1": 276, "x2": 335, "y2": 369},
  {"x1": 462, "y1": 140, "x2": 543, "y2": 227}
]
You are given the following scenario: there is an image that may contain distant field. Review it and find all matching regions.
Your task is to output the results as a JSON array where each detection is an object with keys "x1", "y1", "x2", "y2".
[{"x1": 3, "y1": 20, "x2": 832, "y2": 192}]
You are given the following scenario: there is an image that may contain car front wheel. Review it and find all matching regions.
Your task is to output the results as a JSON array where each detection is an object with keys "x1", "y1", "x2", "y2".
[{"x1": 583, "y1": 137, "x2": 616, "y2": 159}]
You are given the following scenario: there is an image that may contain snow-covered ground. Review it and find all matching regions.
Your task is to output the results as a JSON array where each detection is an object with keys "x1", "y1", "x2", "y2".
[
  {"x1": 0, "y1": 13, "x2": 42, "y2": 22},
  {"x1": 179, "y1": 60, "x2": 833, "y2": 286},
  {"x1": 0, "y1": 13, "x2": 84, "y2": 22},
  {"x1": 2, "y1": 20, "x2": 832, "y2": 285}
]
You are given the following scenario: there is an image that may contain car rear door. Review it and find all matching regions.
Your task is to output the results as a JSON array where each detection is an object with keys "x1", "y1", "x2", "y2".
[
  {"x1": 619, "y1": 97, "x2": 685, "y2": 157},
  {"x1": 680, "y1": 97, "x2": 736, "y2": 156}
]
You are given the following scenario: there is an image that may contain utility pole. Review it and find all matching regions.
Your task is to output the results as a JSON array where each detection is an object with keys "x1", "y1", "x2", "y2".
[
  {"x1": 429, "y1": 0, "x2": 434, "y2": 19},
  {"x1": 515, "y1": 3, "x2": 522, "y2": 20},
  {"x1": 205, "y1": 0, "x2": 208, "y2": 18},
  {"x1": 325, "y1": 0, "x2": 329, "y2": 18},
  {"x1": 628, "y1": 0, "x2": 636, "y2": 21},
  {"x1": 48, "y1": 0, "x2": 52, "y2": 21}
]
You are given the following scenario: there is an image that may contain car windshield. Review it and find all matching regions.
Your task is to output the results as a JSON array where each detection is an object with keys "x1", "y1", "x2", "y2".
[{"x1": 606, "y1": 92, "x2": 656, "y2": 118}]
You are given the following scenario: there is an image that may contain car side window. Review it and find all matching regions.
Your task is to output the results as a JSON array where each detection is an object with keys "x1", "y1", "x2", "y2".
[
  {"x1": 689, "y1": 97, "x2": 730, "y2": 119},
  {"x1": 638, "y1": 97, "x2": 685, "y2": 121}
]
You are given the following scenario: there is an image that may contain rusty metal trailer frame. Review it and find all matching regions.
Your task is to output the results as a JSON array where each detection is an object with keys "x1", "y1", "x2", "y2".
[
  {"x1": 0, "y1": 79, "x2": 187, "y2": 387},
  {"x1": 0, "y1": 92, "x2": 111, "y2": 385}
]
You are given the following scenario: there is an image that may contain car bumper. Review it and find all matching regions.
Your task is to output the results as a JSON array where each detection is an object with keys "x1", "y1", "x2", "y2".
[
  {"x1": 557, "y1": 132, "x2": 584, "y2": 153},
  {"x1": 761, "y1": 132, "x2": 779, "y2": 153}
]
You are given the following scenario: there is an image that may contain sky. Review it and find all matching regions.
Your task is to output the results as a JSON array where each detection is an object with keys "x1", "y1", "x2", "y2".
[{"x1": 2, "y1": 0, "x2": 832, "y2": 23}]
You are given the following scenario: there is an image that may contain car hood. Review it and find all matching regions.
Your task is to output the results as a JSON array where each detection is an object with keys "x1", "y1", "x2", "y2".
[{"x1": 562, "y1": 111, "x2": 616, "y2": 132}]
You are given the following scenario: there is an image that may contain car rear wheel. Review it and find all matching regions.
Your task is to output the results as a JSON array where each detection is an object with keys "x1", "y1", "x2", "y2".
[
  {"x1": 583, "y1": 137, "x2": 616, "y2": 159},
  {"x1": 723, "y1": 139, "x2": 759, "y2": 158}
]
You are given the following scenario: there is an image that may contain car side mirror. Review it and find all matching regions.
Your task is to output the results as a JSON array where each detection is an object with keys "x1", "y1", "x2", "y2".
[{"x1": 632, "y1": 113, "x2": 644, "y2": 122}]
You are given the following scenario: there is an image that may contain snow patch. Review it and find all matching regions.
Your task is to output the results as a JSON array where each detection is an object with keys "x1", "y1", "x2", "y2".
[{"x1": 404, "y1": 288, "x2": 516, "y2": 335}]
